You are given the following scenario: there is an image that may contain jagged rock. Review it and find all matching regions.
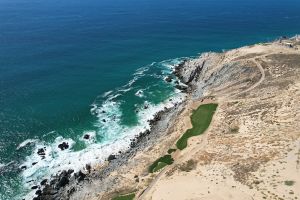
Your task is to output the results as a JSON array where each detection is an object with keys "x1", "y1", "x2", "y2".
[
  {"x1": 31, "y1": 185, "x2": 38, "y2": 190},
  {"x1": 102, "y1": 119, "x2": 106, "y2": 122},
  {"x1": 37, "y1": 148, "x2": 46, "y2": 156},
  {"x1": 67, "y1": 169, "x2": 74, "y2": 175},
  {"x1": 58, "y1": 142, "x2": 69, "y2": 150},
  {"x1": 74, "y1": 170, "x2": 86, "y2": 182},
  {"x1": 35, "y1": 190, "x2": 42, "y2": 195},
  {"x1": 55, "y1": 170, "x2": 70, "y2": 189},
  {"x1": 20, "y1": 165, "x2": 27, "y2": 170},
  {"x1": 149, "y1": 111, "x2": 163, "y2": 126},
  {"x1": 165, "y1": 76, "x2": 172, "y2": 82},
  {"x1": 107, "y1": 154, "x2": 116, "y2": 161},
  {"x1": 130, "y1": 142, "x2": 136, "y2": 148},
  {"x1": 42, "y1": 184, "x2": 58, "y2": 195},
  {"x1": 41, "y1": 179, "x2": 47, "y2": 186},
  {"x1": 56, "y1": 176, "x2": 69, "y2": 188},
  {"x1": 86, "y1": 164, "x2": 91, "y2": 173},
  {"x1": 50, "y1": 179, "x2": 57, "y2": 186},
  {"x1": 68, "y1": 187, "x2": 76, "y2": 195},
  {"x1": 175, "y1": 85, "x2": 188, "y2": 92},
  {"x1": 83, "y1": 134, "x2": 90, "y2": 139}
]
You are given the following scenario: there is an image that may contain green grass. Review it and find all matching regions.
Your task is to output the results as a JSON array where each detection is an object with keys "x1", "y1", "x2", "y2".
[
  {"x1": 176, "y1": 104, "x2": 218, "y2": 150},
  {"x1": 153, "y1": 162, "x2": 168, "y2": 172},
  {"x1": 167, "y1": 148, "x2": 177, "y2": 154},
  {"x1": 112, "y1": 193, "x2": 135, "y2": 200},
  {"x1": 149, "y1": 154, "x2": 174, "y2": 173}
]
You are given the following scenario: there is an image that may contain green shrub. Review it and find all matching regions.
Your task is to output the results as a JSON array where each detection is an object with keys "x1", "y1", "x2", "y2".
[{"x1": 149, "y1": 154, "x2": 174, "y2": 173}]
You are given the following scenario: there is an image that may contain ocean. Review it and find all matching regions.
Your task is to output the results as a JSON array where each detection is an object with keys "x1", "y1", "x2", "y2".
[{"x1": 0, "y1": 0, "x2": 300, "y2": 199}]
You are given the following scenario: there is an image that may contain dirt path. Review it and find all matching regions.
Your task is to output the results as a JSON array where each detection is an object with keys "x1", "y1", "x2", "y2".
[{"x1": 230, "y1": 58, "x2": 265, "y2": 98}]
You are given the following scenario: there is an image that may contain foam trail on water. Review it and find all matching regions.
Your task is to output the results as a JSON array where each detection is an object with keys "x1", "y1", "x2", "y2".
[{"x1": 17, "y1": 139, "x2": 38, "y2": 150}]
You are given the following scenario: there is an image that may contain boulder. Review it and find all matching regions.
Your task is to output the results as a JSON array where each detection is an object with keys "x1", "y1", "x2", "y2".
[
  {"x1": 58, "y1": 142, "x2": 69, "y2": 150},
  {"x1": 165, "y1": 76, "x2": 172, "y2": 82},
  {"x1": 20, "y1": 166, "x2": 27, "y2": 170},
  {"x1": 107, "y1": 154, "x2": 116, "y2": 161},
  {"x1": 83, "y1": 134, "x2": 90, "y2": 140},
  {"x1": 67, "y1": 169, "x2": 74, "y2": 175},
  {"x1": 74, "y1": 170, "x2": 86, "y2": 182},
  {"x1": 35, "y1": 189, "x2": 42, "y2": 195},
  {"x1": 56, "y1": 176, "x2": 69, "y2": 188},
  {"x1": 37, "y1": 148, "x2": 46, "y2": 156},
  {"x1": 85, "y1": 164, "x2": 91, "y2": 173},
  {"x1": 40, "y1": 179, "x2": 47, "y2": 186},
  {"x1": 31, "y1": 185, "x2": 38, "y2": 190}
]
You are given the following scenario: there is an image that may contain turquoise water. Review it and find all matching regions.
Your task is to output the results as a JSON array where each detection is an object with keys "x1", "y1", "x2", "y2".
[{"x1": 0, "y1": 0, "x2": 300, "y2": 199}]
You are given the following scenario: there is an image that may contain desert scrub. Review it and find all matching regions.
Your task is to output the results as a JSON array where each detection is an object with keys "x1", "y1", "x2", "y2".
[
  {"x1": 167, "y1": 148, "x2": 177, "y2": 154},
  {"x1": 284, "y1": 180, "x2": 295, "y2": 186},
  {"x1": 179, "y1": 159, "x2": 197, "y2": 172},
  {"x1": 176, "y1": 104, "x2": 218, "y2": 150},
  {"x1": 149, "y1": 155, "x2": 174, "y2": 173},
  {"x1": 230, "y1": 127, "x2": 239, "y2": 133},
  {"x1": 112, "y1": 193, "x2": 135, "y2": 200}
]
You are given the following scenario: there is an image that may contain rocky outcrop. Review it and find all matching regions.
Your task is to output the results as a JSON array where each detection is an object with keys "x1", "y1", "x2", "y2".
[{"x1": 58, "y1": 142, "x2": 69, "y2": 150}]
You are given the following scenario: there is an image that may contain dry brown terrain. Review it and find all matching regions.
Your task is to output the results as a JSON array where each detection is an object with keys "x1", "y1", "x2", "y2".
[{"x1": 140, "y1": 37, "x2": 300, "y2": 200}]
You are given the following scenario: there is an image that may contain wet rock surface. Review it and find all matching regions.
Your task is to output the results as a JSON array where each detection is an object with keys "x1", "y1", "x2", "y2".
[{"x1": 58, "y1": 142, "x2": 69, "y2": 150}]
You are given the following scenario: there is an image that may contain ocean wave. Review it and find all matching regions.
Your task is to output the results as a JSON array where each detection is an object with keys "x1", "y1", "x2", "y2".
[
  {"x1": 22, "y1": 93, "x2": 185, "y2": 189},
  {"x1": 133, "y1": 66, "x2": 150, "y2": 76},
  {"x1": 135, "y1": 89, "x2": 144, "y2": 97},
  {"x1": 102, "y1": 90, "x2": 113, "y2": 97},
  {"x1": 20, "y1": 57, "x2": 188, "y2": 199},
  {"x1": 16, "y1": 139, "x2": 38, "y2": 150}
]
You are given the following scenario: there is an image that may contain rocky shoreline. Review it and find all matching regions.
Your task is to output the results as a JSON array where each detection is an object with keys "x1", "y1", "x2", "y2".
[{"x1": 30, "y1": 60, "x2": 192, "y2": 200}]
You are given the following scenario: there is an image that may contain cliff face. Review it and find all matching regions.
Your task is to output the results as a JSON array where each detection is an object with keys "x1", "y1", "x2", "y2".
[{"x1": 142, "y1": 37, "x2": 300, "y2": 200}]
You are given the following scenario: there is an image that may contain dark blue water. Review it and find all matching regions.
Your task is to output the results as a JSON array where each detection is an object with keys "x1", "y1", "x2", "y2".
[{"x1": 1, "y1": 0, "x2": 300, "y2": 198}]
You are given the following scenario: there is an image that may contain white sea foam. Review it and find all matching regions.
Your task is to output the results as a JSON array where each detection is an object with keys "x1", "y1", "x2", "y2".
[
  {"x1": 17, "y1": 139, "x2": 38, "y2": 150},
  {"x1": 102, "y1": 90, "x2": 113, "y2": 97},
  {"x1": 107, "y1": 93, "x2": 122, "y2": 101},
  {"x1": 21, "y1": 57, "x2": 188, "y2": 199},
  {"x1": 0, "y1": 163, "x2": 5, "y2": 169},
  {"x1": 135, "y1": 89, "x2": 144, "y2": 97},
  {"x1": 133, "y1": 66, "x2": 149, "y2": 76},
  {"x1": 22, "y1": 92, "x2": 186, "y2": 199},
  {"x1": 81, "y1": 131, "x2": 96, "y2": 144},
  {"x1": 117, "y1": 87, "x2": 132, "y2": 93}
]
